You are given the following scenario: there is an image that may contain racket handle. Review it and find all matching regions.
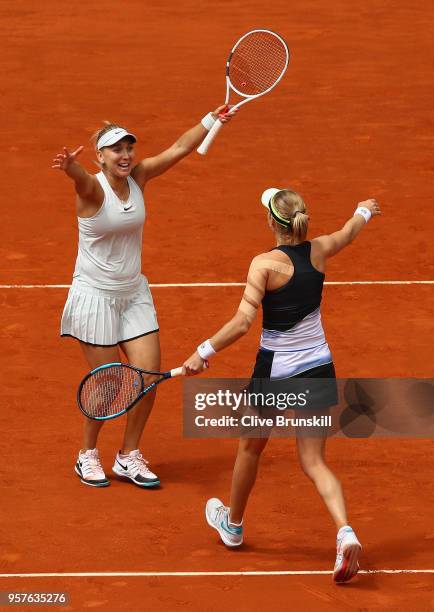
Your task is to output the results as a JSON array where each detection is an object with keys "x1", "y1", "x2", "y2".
[
  {"x1": 170, "y1": 367, "x2": 184, "y2": 377},
  {"x1": 197, "y1": 119, "x2": 224, "y2": 155}
]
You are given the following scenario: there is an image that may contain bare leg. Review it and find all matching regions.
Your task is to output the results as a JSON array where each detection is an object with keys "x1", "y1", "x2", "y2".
[
  {"x1": 79, "y1": 342, "x2": 121, "y2": 450},
  {"x1": 119, "y1": 332, "x2": 161, "y2": 453},
  {"x1": 229, "y1": 437, "x2": 269, "y2": 524},
  {"x1": 296, "y1": 436, "x2": 347, "y2": 529}
]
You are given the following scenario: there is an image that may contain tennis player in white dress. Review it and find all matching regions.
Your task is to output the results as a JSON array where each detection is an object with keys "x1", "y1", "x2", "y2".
[{"x1": 53, "y1": 107, "x2": 235, "y2": 488}]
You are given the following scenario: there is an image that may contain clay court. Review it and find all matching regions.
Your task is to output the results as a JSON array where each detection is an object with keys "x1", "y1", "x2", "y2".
[{"x1": 1, "y1": 1, "x2": 434, "y2": 609}]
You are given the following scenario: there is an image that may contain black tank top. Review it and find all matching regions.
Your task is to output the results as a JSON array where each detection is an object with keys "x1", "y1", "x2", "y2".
[{"x1": 261, "y1": 242, "x2": 325, "y2": 331}]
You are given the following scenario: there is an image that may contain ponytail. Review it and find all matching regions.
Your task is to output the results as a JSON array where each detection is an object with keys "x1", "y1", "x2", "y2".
[
  {"x1": 290, "y1": 209, "x2": 309, "y2": 243},
  {"x1": 271, "y1": 190, "x2": 309, "y2": 243}
]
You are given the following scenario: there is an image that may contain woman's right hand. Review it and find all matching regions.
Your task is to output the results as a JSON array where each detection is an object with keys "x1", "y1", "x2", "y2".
[
  {"x1": 212, "y1": 104, "x2": 238, "y2": 124},
  {"x1": 183, "y1": 351, "x2": 208, "y2": 376},
  {"x1": 52, "y1": 146, "x2": 84, "y2": 171},
  {"x1": 357, "y1": 199, "x2": 381, "y2": 217}
]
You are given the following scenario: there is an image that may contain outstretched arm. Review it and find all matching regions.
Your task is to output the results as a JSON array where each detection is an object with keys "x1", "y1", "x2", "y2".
[
  {"x1": 131, "y1": 105, "x2": 236, "y2": 188},
  {"x1": 312, "y1": 199, "x2": 381, "y2": 259},
  {"x1": 183, "y1": 255, "x2": 272, "y2": 375},
  {"x1": 52, "y1": 146, "x2": 100, "y2": 203}
]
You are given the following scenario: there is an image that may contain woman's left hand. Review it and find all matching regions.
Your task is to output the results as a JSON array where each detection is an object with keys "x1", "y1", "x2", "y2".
[
  {"x1": 212, "y1": 104, "x2": 238, "y2": 123},
  {"x1": 183, "y1": 351, "x2": 208, "y2": 376}
]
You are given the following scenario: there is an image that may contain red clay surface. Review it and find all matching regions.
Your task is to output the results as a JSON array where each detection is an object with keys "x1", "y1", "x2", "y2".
[{"x1": 1, "y1": 0, "x2": 434, "y2": 610}]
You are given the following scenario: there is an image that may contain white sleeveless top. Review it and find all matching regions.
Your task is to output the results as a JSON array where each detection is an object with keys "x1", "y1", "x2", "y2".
[{"x1": 73, "y1": 171, "x2": 145, "y2": 291}]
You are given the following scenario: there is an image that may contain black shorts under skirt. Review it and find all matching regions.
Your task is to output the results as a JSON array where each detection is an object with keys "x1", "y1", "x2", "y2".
[{"x1": 248, "y1": 349, "x2": 338, "y2": 411}]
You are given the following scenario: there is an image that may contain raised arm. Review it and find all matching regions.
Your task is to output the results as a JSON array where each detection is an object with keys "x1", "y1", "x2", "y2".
[
  {"x1": 52, "y1": 146, "x2": 102, "y2": 215},
  {"x1": 182, "y1": 255, "x2": 271, "y2": 375},
  {"x1": 131, "y1": 105, "x2": 236, "y2": 188},
  {"x1": 312, "y1": 199, "x2": 381, "y2": 259}
]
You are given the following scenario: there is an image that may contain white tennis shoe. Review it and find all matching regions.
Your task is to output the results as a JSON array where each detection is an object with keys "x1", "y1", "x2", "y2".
[
  {"x1": 205, "y1": 498, "x2": 243, "y2": 547},
  {"x1": 112, "y1": 449, "x2": 160, "y2": 487},
  {"x1": 75, "y1": 448, "x2": 110, "y2": 487},
  {"x1": 333, "y1": 526, "x2": 362, "y2": 583}
]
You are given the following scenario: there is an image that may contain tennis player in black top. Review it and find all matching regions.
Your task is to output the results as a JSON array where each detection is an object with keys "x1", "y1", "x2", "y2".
[{"x1": 183, "y1": 188, "x2": 381, "y2": 583}]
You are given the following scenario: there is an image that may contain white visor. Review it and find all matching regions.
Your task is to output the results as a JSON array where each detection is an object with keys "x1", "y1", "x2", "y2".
[
  {"x1": 261, "y1": 187, "x2": 282, "y2": 208},
  {"x1": 97, "y1": 127, "x2": 137, "y2": 150}
]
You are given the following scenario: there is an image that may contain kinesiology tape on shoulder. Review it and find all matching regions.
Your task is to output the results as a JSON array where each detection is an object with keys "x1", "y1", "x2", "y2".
[{"x1": 238, "y1": 258, "x2": 293, "y2": 321}]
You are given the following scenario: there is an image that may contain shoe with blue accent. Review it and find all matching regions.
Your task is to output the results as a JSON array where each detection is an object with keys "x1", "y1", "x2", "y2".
[
  {"x1": 205, "y1": 498, "x2": 243, "y2": 547},
  {"x1": 333, "y1": 525, "x2": 362, "y2": 583},
  {"x1": 112, "y1": 450, "x2": 160, "y2": 488}
]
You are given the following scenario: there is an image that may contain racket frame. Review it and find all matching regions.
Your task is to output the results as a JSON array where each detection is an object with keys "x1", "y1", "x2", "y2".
[
  {"x1": 227, "y1": 29, "x2": 290, "y2": 101},
  {"x1": 77, "y1": 362, "x2": 183, "y2": 421},
  {"x1": 197, "y1": 29, "x2": 290, "y2": 155}
]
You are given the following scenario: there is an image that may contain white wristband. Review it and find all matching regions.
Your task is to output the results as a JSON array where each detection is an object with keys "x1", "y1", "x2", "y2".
[
  {"x1": 354, "y1": 206, "x2": 372, "y2": 223},
  {"x1": 197, "y1": 339, "x2": 216, "y2": 360},
  {"x1": 201, "y1": 112, "x2": 216, "y2": 131}
]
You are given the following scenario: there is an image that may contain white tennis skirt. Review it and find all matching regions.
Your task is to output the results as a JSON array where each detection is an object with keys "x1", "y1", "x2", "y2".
[{"x1": 61, "y1": 275, "x2": 159, "y2": 346}]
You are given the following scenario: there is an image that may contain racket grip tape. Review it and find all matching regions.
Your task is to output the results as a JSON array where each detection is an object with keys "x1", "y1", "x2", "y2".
[
  {"x1": 170, "y1": 367, "x2": 184, "y2": 377},
  {"x1": 197, "y1": 119, "x2": 224, "y2": 155}
]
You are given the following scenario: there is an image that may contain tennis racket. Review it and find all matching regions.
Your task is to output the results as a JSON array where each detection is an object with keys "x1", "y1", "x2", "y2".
[
  {"x1": 77, "y1": 363, "x2": 183, "y2": 421},
  {"x1": 197, "y1": 29, "x2": 289, "y2": 155}
]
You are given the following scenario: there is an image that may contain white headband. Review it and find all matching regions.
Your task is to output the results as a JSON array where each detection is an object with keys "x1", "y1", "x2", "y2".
[
  {"x1": 261, "y1": 187, "x2": 281, "y2": 208},
  {"x1": 97, "y1": 127, "x2": 137, "y2": 150},
  {"x1": 260, "y1": 187, "x2": 306, "y2": 227}
]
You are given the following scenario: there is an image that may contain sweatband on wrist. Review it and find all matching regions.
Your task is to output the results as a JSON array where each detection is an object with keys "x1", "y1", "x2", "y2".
[
  {"x1": 201, "y1": 113, "x2": 216, "y2": 131},
  {"x1": 354, "y1": 206, "x2": 372, "y2": 223},
  {"x1": 197, "y1": 339, "x2": 216, "y2": 360}
]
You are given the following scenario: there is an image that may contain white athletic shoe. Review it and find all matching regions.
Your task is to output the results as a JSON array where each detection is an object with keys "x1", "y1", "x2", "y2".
[
  {"x1": 205, "y1": 498, "x2": 243, "y2": 547},
  {"x1": 75, "y1": 448, "x2": 110, "y2": 488},
  {"x1": 333, "y1": 526, "x2": 362, "y2": 583},
  {"x1": 112, "y1": 450, "x2": 160, "y2": 488}
]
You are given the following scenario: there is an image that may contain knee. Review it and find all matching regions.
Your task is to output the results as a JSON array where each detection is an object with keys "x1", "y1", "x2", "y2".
[
  {"x1": 299, "y1": 454, "x2": 324, "y2": 479},
  {"x1": 141, "y1": 372, "x2": 160, "y2": 386},
  {"x1": 129, "y1": 362, "x2": 160, "y2": 385},
  {"x1": 239, "y1": 438, "x2": 267, "y2": 459}
]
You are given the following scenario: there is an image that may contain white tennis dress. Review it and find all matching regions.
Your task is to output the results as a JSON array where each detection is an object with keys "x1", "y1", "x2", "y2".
[{"x1": 61, "y1": 171, "x2": 158, "y2": 346}]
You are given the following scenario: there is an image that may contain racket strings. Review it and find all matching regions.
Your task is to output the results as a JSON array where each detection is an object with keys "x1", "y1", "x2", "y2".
[
  {"x1": 229, "y1": 32, "x2": 288, "y2": 96},
  {"x1": 80, "y1": 366, "x2": 142, "y2": 418}
]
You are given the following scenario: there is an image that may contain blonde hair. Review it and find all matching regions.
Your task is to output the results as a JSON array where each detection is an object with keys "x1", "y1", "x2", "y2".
[
  {"x1": 91, "y1": 121, "x2": 127, "y2": 168},
  {"x1": 271, "y1": 189, "x2": 309, "y2": 243}
]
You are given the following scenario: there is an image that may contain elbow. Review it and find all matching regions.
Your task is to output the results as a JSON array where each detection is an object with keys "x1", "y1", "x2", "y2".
[{"x1": 238, "y1": 317, "x2": 251, "y2": 336}]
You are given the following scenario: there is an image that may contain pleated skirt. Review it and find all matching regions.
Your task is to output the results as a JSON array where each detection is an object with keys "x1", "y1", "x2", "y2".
[{"x1": 61, "y1": 276, "x2": 159, "y2": 346}]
